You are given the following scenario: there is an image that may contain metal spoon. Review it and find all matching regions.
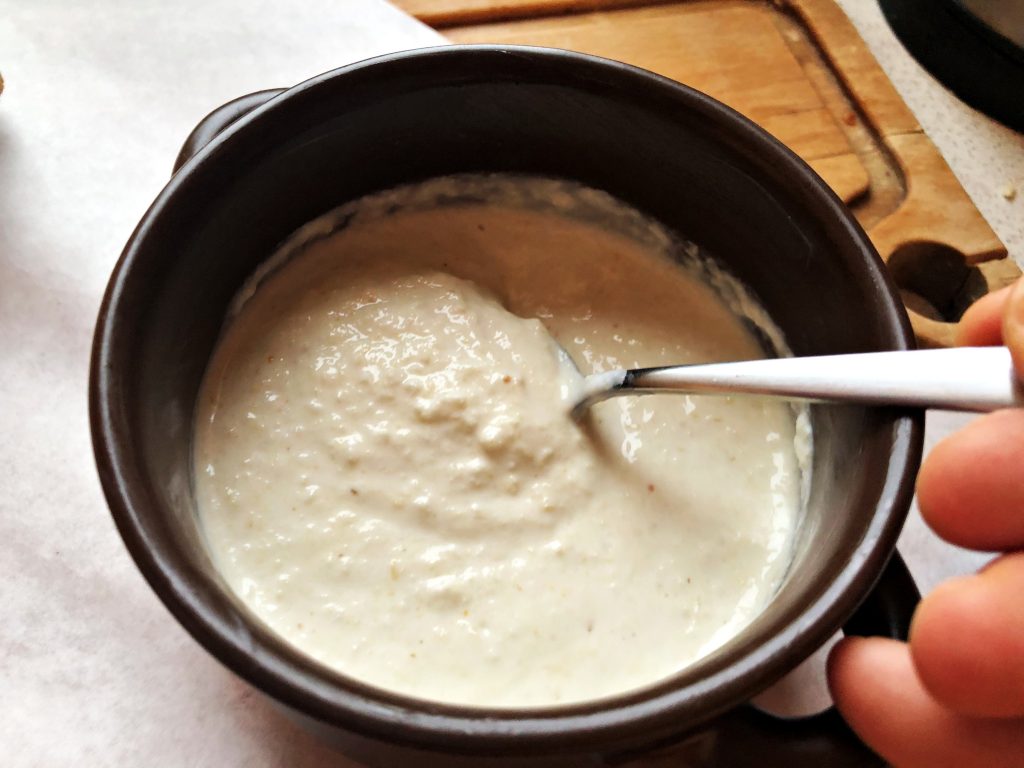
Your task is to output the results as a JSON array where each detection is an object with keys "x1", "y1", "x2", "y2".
[{"x1": 569, "y1": 347, "x2": 1024, "y2": 420}]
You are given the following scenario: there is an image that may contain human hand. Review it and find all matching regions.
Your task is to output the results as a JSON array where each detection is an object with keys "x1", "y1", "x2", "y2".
[{"x1": 828, "y1": 278, "x2": 1024, "y2": 767}]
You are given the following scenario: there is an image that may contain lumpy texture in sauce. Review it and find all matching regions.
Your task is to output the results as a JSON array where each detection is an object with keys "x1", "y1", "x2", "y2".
[{"x1": 195, "y1": 184, "x2": 804, "y2": 707}]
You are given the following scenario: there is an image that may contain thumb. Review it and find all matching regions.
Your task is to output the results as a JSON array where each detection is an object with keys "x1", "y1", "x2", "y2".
[{"x1": 1005, "y1": 278, "x2": 1024, "y2": 378}]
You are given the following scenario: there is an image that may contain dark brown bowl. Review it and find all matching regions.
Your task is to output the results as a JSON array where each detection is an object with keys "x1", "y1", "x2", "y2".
[{"x1": 90, "y1": 46, "x2": 923, "y2": 766}]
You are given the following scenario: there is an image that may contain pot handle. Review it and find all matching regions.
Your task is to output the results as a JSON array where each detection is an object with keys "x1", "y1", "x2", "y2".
[
  {"x1": 172, "y1": 89, "x2": 286, "y2": 175},
  {"x1": 711, "y1": 551, "x2": 920, "y2": 767}
]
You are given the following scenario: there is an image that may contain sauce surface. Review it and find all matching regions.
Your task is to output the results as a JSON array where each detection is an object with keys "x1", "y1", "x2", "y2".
[{"x1": 194, "y1": 181, "x2": 805, "y2": 707}]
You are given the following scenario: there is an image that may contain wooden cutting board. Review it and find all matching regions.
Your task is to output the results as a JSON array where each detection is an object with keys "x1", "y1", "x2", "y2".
[{"x1": 394, "y1": 0, "x2": 1020, "y2": 346}]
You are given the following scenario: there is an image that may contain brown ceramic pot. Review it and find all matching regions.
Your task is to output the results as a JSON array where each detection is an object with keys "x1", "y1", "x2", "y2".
[{"x1": 90, "y1": 46, "x2": 923, "y2": 767}]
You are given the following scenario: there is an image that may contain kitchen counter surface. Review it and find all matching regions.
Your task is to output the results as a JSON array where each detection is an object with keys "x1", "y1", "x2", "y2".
[{"x1": 0, "y1": 0, "x2": 1020, "y2": 764}]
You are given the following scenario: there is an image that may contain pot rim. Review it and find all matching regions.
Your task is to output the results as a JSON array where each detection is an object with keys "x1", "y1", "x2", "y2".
[{"x1": 90, "y1": 44, "x2": 923, "y2": 755}]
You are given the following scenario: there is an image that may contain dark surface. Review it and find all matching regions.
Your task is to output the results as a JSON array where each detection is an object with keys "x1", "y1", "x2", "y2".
[
  {"x1": 90, "y1": 46, "x2": 923, "y2": 766},
  {"x1": 881, "y1": 0, "x2": 1024, "y2": 132}
]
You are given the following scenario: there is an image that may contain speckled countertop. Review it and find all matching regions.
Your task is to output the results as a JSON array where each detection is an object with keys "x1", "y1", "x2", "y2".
[{"x1": 1, "y1": 0, "x2": 1021, "y2": 764}]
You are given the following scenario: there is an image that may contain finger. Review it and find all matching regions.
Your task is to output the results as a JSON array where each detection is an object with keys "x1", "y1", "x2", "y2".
[
  {"x1": 916, "y1": 408, "x2": 1024, "y2": 550},
  {"x1": 1005, "y1": 278, "x2": 1024, "y2": 377},
  {"x1": 956, "y1": 284, "x2": 1012, "y2": 347},
  {"x1": 909, "y1": 552, "x2": 1024, "y2": 717},
  {"x1": 828, "y1": 637, "x2": 1024, "y2": 768}
]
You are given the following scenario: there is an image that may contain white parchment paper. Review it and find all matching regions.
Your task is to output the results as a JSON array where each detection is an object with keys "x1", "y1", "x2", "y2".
[{"x1": 0, "y1": 3, "x2": 441, "y2": 764}]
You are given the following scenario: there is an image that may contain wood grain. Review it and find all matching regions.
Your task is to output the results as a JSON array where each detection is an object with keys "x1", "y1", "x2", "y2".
[
  {"x1": 393, "y1": 0, "x2": 1018, "y2": 346},
  {"x1": 398, "y1": 0, "x2": 657, "y2": 26},
  {"x1": 784, "y1": 0, "x2": 1014, "y2": 345},
  {"x1": 446, "y1": 3, "x2": 870, "y2": 201}
]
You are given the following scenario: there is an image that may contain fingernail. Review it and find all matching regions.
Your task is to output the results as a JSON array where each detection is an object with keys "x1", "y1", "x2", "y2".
[
  {"x1": 1006, "y1": 279, "x2": 1024, "y2": 376},
  {"x1": 1009, "y1": 278, "x2": 1024, "y2": 323},
  {"x1": 828, "y1": 635, "x2": 865, "y2": 663}
]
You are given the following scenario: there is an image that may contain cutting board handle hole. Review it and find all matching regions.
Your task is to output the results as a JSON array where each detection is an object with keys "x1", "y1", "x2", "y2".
[{"x1": 887, "y1": 241, "x2": 986, "y2": 323}]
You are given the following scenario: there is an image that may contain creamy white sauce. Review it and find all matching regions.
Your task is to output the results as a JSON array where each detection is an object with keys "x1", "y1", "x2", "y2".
[{"x1": 194, "y1": 178, "x2": 807, "y2": 707}]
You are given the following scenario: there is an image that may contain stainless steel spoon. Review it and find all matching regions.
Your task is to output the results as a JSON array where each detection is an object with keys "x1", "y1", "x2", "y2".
[{"x1": 570, "y1": 347, "x2": 1024, "y2": 420}]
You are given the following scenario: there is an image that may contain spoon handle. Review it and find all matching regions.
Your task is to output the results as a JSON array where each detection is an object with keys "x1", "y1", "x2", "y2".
[{"x1": 597, "y1": 347, "x2": 1023, "y2": 413}]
